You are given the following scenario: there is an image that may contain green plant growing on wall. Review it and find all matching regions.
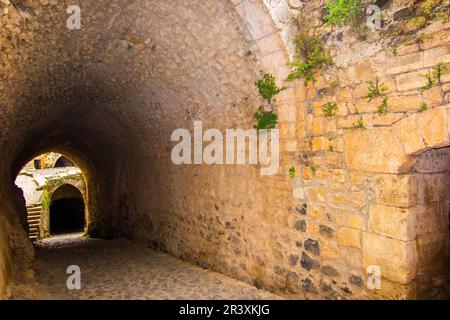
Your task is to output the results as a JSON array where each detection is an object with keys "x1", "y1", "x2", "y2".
[
  {"x1": 330, "y1": 79, "x2": 339, "y2": 89},
  {"x1": 256, "y1": 72, "x2": 286, "y2": 103},
  {"x1": 422, "y1": 71, "x2": 435, "y2": 90},
  {"x1": 310, "y1": 165, "x2": 318, "y2": 175},
  {"x1": 328, "y1": 145, "x2": 334, "y2": 152},
  {"x1": 254, "y1": 106, "x2": 278, "y2": 130},
  {"x1": 289, "y1": 167, "x2": 296, "y2": 178},
  {"x1": 364, "y1": 78, "x2": 387, "y2": 101},
  {"x1": 377, "y1": 96, "x2": 388, "y2": 115},
  {"x1": 287, "y1": 34, "x2": 333, "y2": 85},
  {"x1": 353, "y1": 118, "x2": 367, "y2": 130},
  {"x1": 323, "y1": 0, "x2": 364, "y2": 26},
  {"x1": 41, "y1": 189, "x2": 52, "y2": 211},
  {"x1": 419, "y1": 103, "x2": 428, "y2": 113},
  {"x1": 254, "y1": 72, "x2": 282, "y2": 130},
  {"x1": 322, "y1": 102, "x2": 338, "y2": 117},
  {"x1": 432, "y1": 62, "x2": 447, "y2": 85},
  {"x1": 418, "y1": 0, "x2": 448, "y2": 22}
]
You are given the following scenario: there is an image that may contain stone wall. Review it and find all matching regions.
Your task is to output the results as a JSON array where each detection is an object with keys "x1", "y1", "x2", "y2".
[
  {"x1": 0, "y1": 0, "x2": 449, "y2": 300},
  {"x1": 0, "y1": 216, "x2": 14, "y2": 299}
]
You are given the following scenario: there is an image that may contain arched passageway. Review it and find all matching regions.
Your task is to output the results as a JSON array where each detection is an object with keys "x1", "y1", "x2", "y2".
[
  {"x1": 49, "y1": 185, "x2": 85, "y2": 235},
  {"x1": 1, "y1": 0, "x2": 449, "y2": 301},
  {"x1": 54, "y1": 156, "x2": 75, "y2": 168}
]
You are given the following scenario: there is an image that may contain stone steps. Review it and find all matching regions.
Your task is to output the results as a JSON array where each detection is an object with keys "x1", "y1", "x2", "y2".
[{"x1": 26, "y1": 204, "x2": 41, "y2": 242}]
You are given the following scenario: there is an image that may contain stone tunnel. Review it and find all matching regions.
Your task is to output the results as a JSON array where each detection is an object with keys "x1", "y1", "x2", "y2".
[{"x1": 0, "y1": 0, "x2": 450, "y2": 300}]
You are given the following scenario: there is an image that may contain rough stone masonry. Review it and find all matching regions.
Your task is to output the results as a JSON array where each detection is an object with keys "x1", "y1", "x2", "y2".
[{"x1": 0, "y1": 0, "x2": 449, "y2": 300}]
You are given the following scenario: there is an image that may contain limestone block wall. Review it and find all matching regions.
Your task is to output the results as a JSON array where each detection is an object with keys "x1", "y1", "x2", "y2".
[
  {"x1": 0, "y1": 0, "x2": 449, "y2": 300},
  {"x1": 0, "y1": 216, "x2": 14, "y2": 299}
]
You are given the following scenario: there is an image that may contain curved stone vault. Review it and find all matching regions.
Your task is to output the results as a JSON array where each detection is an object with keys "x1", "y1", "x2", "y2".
[{"x1": 1, "y1": 0, "x2": 450, "y2": 300}]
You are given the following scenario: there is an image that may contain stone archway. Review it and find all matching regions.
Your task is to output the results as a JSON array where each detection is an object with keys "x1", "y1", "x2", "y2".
[
  {"x1": 54, "y1": 156, "x2": 75, "y2": 168},
  {"x1": 343, "y1": 104, "x2": 450, "y2": 298},
  {"x1": 49, "y1": 184, "x2": 85, "y2": 235}
]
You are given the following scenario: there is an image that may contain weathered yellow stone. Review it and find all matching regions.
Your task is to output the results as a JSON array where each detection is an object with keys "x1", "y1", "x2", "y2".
[
  {"x1": 416, "y1": 106, "x2": 448, "y2": 148},
  {"x1": 278, "y1": 103, "x2": 297, "y2": 122},
  {"x1": 338, "y1": 227, "x2": 361, "y2": 248},
  {"x1": 368, "y1": 204, "x2": 415, "y2": 241},
  {"x1": 279, "y1": 123, "x2": 296, "y2": 139},
  {"x1": 423, "y1": 46, "x2": 450, "y2": 68},
  {"x1": 393, "y1": 113, "x2": 426, "y2": 155},
  {"x1": 374, "y1": 278, "x2": 417, "y2": 300},
  {"x1": 307, "y1": 186, "x2": 328, "y2": 203},
  {"x1": 423, "y1": 86, "x2": 443, "y2": 108},
  {"x1": 311, "y1": 136, "x2": 330, "y2": 152},
  {"x1": 336, "y1": 87, "x2": 352, "y2": 103},
  {"x1": 396, "y1": 43, "x2": 420, "y2": 56},
  {"x1": 389, "y1": 93, "x2": 422, "y2": 112},
  {"x1": 362, "y1": 232, "x2": 417, "y2": 284},
  {"x1": 312, "y1": 117, "x2": 337, "y2": 136},
  {"x1": 386, "y1": 52, "x2": 423, "y2": 75},
  {"x1": 321, "y1": 241, "x2": 341, "y2": 259},
  {"x1": 348, "y1": 214, "x2": 366, "y2": 230},
  {"x1": 331, "y1": 191, "x2": 367, "y2": 208},
  {"x1": 344, "y1": 127, "x2": 406, "y2": 173},
  {"x1": 308, "y1": 223, "x2": 320, "y2": 236},
  {"x1": 340, "y1": 246, "x2": 362, "y2": 268},
  {"x1": 373, "y1": 174, "x2": 411, "y2": 207},
  {"x1": 371, "y1": 113, "x2": 405, "y2": 126},
  {"x1": 421, "y1": 29, "x2": 450, "y2": 50},
  {"x1": 396, "y1": 71, "x2": 429, "y2": 91},
  {"x1": 355, "y1": 97, "x2": 382, "y2": 113},
  {"x1": 353, "y1": 82, "x2": 370, "y2": 99},
  {"x1": 351, "y1": 61, "x2": 375, "y2": 81},
  {"x1": 349, "y1": 172, "x2": 367, "y2": 185}
]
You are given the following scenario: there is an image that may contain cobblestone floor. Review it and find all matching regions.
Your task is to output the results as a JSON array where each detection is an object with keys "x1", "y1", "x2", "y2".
[{"x1": 13, "y1": 234, "x2": 281, "y2": 300}]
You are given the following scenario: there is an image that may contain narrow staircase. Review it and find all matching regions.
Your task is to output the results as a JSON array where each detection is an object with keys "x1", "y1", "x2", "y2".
[{"x1": 26, "y1": 204, "x2": 41, "y2": 242}]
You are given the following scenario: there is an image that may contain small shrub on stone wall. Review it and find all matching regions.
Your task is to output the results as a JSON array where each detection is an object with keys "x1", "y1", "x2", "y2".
[
  {"x1": 253, "y1": 106, "x2": 278, "y2": 130},
  {"x1": 256, "y1": 72, "x2": 285, "y2": 103},
  {"x1": 323, "y1": 0, "x2": 364, "y2": 27},
  {"x1": 287, "y1": 34, "x2": 333, "y2": 84}
]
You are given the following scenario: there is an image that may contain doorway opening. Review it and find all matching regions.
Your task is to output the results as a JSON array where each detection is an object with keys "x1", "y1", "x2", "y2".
[
  {"x1": 14, "y1": 152, "x2": 88, "y2": 241},
  {"x1": 54, "y1": 156, "x2": 75, "y2": 168},
  {"x1": 50, "y1": 184, "x2": 85, "y2": 235}
]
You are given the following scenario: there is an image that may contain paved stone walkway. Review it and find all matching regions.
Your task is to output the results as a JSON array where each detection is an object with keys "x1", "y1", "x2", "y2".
[{"x1": 13, "y1": 234, "x2": 281, "y2": 300}]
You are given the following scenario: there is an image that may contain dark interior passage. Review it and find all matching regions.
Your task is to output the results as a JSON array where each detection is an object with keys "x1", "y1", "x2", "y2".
[
  {"x1": 54, "y1": 156, "x2": 75, "y2": 168},
  {"x1": 50, "y1": 197, "x2": 85, "y2": 235}
]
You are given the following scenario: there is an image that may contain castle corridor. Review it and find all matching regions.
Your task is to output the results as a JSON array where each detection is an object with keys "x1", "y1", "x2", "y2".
[{"x1": 1, "y1": 0, "x2": 449, "y2": 300}]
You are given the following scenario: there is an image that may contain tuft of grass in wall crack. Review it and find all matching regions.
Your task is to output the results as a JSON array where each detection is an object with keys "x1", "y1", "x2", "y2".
[
  {"x1": 352, "y1": 118, "x2": 367, "y2": 130},
  {"x1": 310, "y1": 165, "x2": 318, "y2": 175},
  {"x1": 287, "y1": 34, "x2": 333, "y2": 85},
  {"x1": 377, "y1": 96, "x2": 388, "y2": 115},
  {"x1": 422, "y1": 63, "x2": 447, "y2": 90},
  {"x1": 365, "y1": 78, "x2": 389, "y2": 116},
  {"x1": 422, "y1": 71, "x2": 435, "y2": 90},
  {"x1": 322, "y1": 102, "x2": 338, "y2": 117},
  {"x1": 433, "y1": 62, "x2": 447, "y2": 85},
  {"x1": 364, "y1": 78, "x2": 387, "y2": 101},
  {"x1": 419, "y1": 103, "x2": 428, "y2": 113},
  {"x1": 289, "y1": 167, "x2": 296, "y2": 178}
]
